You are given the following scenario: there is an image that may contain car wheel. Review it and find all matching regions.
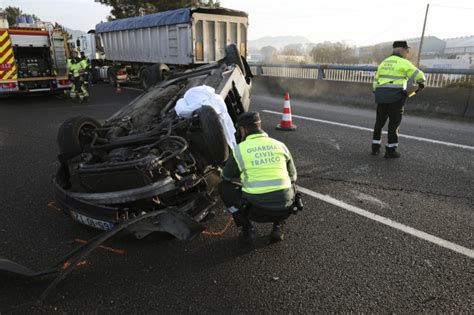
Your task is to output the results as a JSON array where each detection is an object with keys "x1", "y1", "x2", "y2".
[
  {"x1": 199, "y1": 106, "x2": 229, "y2": 165},
  {"x1": 225, "y1": 44, "x2": 246, "y2": 77},
  {"x1": 57, "y1": 116, "x2": 101, "y2": 158}
]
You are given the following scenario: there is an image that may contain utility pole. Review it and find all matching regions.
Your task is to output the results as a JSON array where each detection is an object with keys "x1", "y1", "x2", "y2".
[{"x1": 417, "y1": 3, "x2": 430, "y2": 66}]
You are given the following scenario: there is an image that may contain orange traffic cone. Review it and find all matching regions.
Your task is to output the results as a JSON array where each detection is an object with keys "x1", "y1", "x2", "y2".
[
  {"x1": 276, "y1": 92, "x2": 296, "y2": 131},
  {"x1": 115, "y1": 82, "x2": 122, "y2": 94}
]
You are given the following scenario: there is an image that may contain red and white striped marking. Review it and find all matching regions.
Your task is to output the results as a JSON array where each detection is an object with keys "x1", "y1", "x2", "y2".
[{"x1": 277, "y1": 92, "x2": 297, "y2": 130}]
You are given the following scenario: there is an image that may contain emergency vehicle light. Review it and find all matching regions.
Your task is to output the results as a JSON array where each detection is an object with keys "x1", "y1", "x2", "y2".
[{"x1": 2, "y1": 83, "x2": 17, "y2": 89}]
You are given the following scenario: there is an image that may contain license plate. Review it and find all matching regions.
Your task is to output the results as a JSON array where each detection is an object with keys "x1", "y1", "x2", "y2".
[{"x1": 70, "y1": 211, "x2": 114, "y2": 231}]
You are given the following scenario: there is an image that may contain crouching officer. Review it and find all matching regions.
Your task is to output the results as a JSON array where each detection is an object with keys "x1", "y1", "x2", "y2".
[
  {"x1": 218, "y1": 112, "x2": 302, "y2": 243},
  {"x1": 372, "y1": 40, "x2": 426, "y2": 158}
]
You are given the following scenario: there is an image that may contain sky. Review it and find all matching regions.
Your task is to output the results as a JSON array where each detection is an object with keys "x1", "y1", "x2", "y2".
[{"x1": 2, "y1": 0, "x2": 474, "y2": 46}]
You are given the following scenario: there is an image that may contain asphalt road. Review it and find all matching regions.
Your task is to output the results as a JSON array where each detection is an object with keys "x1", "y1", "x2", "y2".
[{"x1": 0, "y1": 84, "x2": 472, "y2": 313}]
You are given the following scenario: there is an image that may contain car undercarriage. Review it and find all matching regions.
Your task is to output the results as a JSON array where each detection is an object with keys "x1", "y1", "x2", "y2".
[
  {"x1": 54, "y1": 45, "x2": 252, "y2": 240},
  {"x1": 0, "y1": 45, "x2": 252, "y2": 300}
]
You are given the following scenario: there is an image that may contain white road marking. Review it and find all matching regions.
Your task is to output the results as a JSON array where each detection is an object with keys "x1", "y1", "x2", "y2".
[
  {"x1": 262, "y1": 110, "x2": 474, "y2": 150},
  {"x1": 297, "y1": 185, "x2": 474, "y2": 259}
]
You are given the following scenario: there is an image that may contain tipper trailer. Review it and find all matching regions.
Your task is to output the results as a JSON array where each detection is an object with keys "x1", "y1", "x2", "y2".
[{"x1": 77, "y1": 7, "x2": 249, "y2": 89}]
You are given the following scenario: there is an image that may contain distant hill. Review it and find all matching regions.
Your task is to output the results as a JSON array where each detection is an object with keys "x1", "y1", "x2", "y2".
[{"x1": 249, "y1": 36, "x2": 313, "y2": 50}]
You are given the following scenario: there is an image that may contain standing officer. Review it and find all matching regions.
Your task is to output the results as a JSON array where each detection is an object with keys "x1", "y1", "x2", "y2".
[
  {"x1": 78, "y1": 51, "x2": 91, "y2": 99},
  {"x1": 67, "y1": 51, "x2": 88, "y2": 101},
  {"x1": 79, "y1": 51, "x2": 90, "y2": 71},
  {"x1": 80, "y1": 51, "x2": 91, "y2": 86},
  {"x1": 67, "y1": 51, "x2": 81, "y2": 99},
  {"x1": 372, "y1": 41, "x2": 426, "y2": 158},
  {"x1": 218, "y1": 112, "x2": 299, "y2": 243}
]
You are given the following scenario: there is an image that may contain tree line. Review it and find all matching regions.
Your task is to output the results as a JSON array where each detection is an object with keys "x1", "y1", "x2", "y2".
[
  {"x1": 3, "y1": 6, "x2": 40, "y2": 25},
  {"x1": 258, "y1": 41, "x2": 409, "y2": 65},
  {"x1": 95, "y1": 0, "x2": 221, "y2": 20},
  {"x1": 4, "y1": 1, "x2": 221, "y2": 26},
  {"x1": 259, "y1": 42, "x2": 361, "y2": 65}
]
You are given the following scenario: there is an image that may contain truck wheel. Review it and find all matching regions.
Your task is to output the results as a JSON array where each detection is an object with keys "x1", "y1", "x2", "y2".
[
  {"x1": 225, "y1": 44, "x2": 246, "y2": 77},
  {"x1": 57, "y1": 116, "x2": 101, "y2": 158},
  {"x1": 107, "y1": 67, "x2": 117, "y2": 86},
  {"x1": 199, "y1": 106, "x2": 229, "y2": 165},
  {"x1": 150, "y1": 64, "x2": 164, "y2": 83},
  {"x1": 91, "y1": 68, "x2": 99, "y2": 84},
  {"x1": 140, "y1": 68, "x2": 153, "y2": 90}
]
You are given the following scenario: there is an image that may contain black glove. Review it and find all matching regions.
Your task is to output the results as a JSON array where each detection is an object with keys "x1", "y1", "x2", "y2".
[
  {"x1": 417, "y1": 83, "x2": 425, "y2": 90},
  {"x1": 291, "y1": 192, "x2": 304, "y2": 214}
]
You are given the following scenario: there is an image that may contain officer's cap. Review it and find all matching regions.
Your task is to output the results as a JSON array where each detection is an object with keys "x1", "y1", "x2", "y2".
[
  {"x1": 393, "y1": 41, "x2": 410, "y2": 49},
  {"x1": 237, "y1": 111, "x2": 261, "y2": 128}
]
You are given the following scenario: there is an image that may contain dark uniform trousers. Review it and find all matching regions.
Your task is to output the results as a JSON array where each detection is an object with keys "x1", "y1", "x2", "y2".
[
  {"x1": 373, "y1": 99, "x2": 405, "y2": 145},
  {"x1": 73, "y1": 76, "x2": 83, "y2": 94},
  {"x1": 218, "y1": 181, "x2": 292, "y2": 228}
]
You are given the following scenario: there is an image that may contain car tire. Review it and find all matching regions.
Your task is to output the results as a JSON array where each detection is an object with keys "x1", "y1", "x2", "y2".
[
  {"x1": 225, "y1": 44, "x2": 246, "y2": 76},
  {"x1": 199, "y1": 106, "x2": 229, "y2": 165},
  {"x1": 57, "y1": 116, "x2": 101, "y2": 158}
]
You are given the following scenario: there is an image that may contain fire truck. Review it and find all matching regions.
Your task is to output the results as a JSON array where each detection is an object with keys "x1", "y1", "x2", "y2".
[{"x1": 0, "y1": 14, "x2": 71, "y2": 95}]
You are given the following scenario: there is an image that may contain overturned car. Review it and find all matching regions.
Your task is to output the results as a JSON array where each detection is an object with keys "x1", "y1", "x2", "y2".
[{"x1": 54, "y1": 45, "x2": 252, "y2": 241}]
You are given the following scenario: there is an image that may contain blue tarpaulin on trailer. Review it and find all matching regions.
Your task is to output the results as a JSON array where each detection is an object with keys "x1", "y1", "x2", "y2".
[{"x1": 95, "y1": 8, "x2": 191, "y2": 33}]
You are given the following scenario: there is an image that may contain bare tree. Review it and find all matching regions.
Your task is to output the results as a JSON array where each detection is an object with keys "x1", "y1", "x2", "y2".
[
  {"x1": 311, "y1": 41, "x2": 357, "y2": 64},
  {"x1": 281, "y1": 44, "x2": 303, "y2": 56},
  {"x1": 260, "y1": 46, "x2": 277, "y2": 62}
]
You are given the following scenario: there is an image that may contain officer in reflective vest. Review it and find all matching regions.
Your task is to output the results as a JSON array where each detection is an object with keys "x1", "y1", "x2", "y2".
[
  {"x1": 218, "y1": 112, "x2": 298, "y2": 243},
  {"x1": 79, "y1": 51, "x2": 90, "y2": 71},
  {"x1": 80, "y1": 51, "x2": 91, "y2": 85},
  {"x1": 67, "y1": 51, "x2": 81, "y2": 98},
  {"x1": 372, "y1": 40, "x2": 426, "y2": 158},
  {"x1": 79, "y1": 51, "x2": 91, "y2": 95},
  {"x1": 67, "y1": 51, "x2": 89, "y2": 100}
]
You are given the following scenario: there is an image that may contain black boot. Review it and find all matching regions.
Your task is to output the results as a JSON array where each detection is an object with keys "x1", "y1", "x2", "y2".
[
  {"x1": 371, "y1": 143, "x2": 381, "y2": 155},
  {"x1": 269, "y1": 223, "x2": 284, "y2": 242},
  {"x1": 384, "y1": 146, "x2": 401, "y2": 158},
  {"x1": 239, "y1": 225, "x2": 257, "y2": 244}
]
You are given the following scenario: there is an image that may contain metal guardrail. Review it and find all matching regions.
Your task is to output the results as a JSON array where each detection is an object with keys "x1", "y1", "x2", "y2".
[{"x1": 249, "y1": 64, "x2": 474, "y2": 88}]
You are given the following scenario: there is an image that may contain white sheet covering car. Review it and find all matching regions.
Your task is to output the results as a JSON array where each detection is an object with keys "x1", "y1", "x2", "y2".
[{"x1": 175, "y1": 85, "x2": 237, "y2": 148}]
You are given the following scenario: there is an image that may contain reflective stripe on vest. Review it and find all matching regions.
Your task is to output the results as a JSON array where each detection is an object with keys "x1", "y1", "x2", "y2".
[
  {"x1": 374, "y1": 55, "x2": 426, "y2": 91},
  {"x1": 233, "y1": 132, "x2": 292, "y2": 194}
]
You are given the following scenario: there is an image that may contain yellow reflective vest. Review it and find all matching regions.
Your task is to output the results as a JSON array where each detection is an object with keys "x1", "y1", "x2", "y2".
[
  {"x1": 68, "y1": 59, "x2": 82, "y2": 77},
  {"x1": 233, "y1": 132, "x2": 292, "y2": 194},
  {"x1": 80, "y1": 58, "x2": 90, "y2": 71},
  {"x1": 373, "y1": 55, "x2": 426, "y2": 91}
]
